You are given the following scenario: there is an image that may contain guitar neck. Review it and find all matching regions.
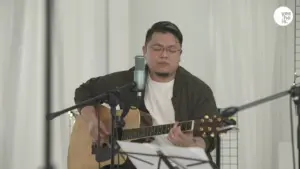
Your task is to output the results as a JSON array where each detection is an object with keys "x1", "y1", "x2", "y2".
[{"x1": 121, "y1": 120, "x2": 194, "y2": 140}]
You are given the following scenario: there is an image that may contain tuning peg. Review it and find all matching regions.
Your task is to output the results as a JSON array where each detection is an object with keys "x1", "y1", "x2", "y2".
[
  {"x1": 213, "y1": 115, "x2": 217, "y2": 118},
  {"x1": 200, "y1": 119, "x2": 205, "y2": 123},
  {"x1": 199, "y1": 127, "x2": 204, "y2": 131},
  {"x1": 210, "y1": 133, "x2": 215, "y2": 137},
  {"x1": 217, "y1": 118, "x2": 222, "y2": 122},
  {"x1": 207, "y1": 127, "x2": 212, "y2": 131},
  {"x1": 202, "y1": 132, "x2": 207, "y2": 138},
  {"x1": 204, "y1": 115, "x2": 209, "y2": 119}
]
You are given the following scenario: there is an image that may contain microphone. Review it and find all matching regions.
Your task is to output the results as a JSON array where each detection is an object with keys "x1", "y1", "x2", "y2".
[{"x1": 134, "y1": 55, "x2": 146, "y2": 99}]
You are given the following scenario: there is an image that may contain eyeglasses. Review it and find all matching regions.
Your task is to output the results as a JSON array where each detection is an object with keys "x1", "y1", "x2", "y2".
[{"x1": 149, "y1": 45, "x2": 181, "y2": 55}]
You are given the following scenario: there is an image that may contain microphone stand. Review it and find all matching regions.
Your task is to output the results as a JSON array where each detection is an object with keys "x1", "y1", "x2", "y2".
[
  {"x1": 46, "y1": 82, "x2": 136, "y2": 169},
  {"x1": 220, "y1": 84, "x2": 300, "y2": 169},
  {"x1": 46, "y1": 82, "x2": 135, "y2": 120},
  {"x1": 44, "y1": 0, "x2": 53, "y2": 168}
]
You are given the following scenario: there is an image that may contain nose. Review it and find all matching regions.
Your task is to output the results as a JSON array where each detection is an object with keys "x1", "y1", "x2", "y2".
[{"x1": 160, "y1": 48, "x2": 168, "y2": 58}]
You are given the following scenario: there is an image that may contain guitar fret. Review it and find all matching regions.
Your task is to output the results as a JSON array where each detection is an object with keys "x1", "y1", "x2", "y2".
[
  {"x1": 181, "y1": 121, "x2": 192, "y2": 131},
  {"x1": 166, "y1": 124, "x2": 172, "y2": 132},
  {"x1": 159, "y1": 126, "x2": 163, "y2": 135},
  {"x1": 181, "y1": 122, "x2": 187, "y2": 131},
  {"x1": 149, "y1": 127, "x2": 153, "y2": 136},
  {"x1": 181, "y1": 123, "x2": 185, "y2": 130},
  {"x1": 147, "y1": 126, "x2": 152, "y2": 137},
  {"x1": 145, "y1": 127, "x2": 149, "y2": 137},
  {"x1": 180, "y1": 122, "x2": 185, "y2": 130},
  {"x1": 159, "y1": 126, "x2": 162, "y2": 135},
  {"x1": 140, "y1": 128, "x2": 146, "y2": 138},
  {"x1": 155, "y1": 126, "x2": 158, "y2": 135}
]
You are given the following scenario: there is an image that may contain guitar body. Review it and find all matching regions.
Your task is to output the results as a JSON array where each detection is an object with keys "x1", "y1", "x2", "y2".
[
  {"x1": 67, "y1": 105, "x2": 141, "y2": 169},
  {"x1": 67, "y1": 104, "x2": 232, "y2": 169}
]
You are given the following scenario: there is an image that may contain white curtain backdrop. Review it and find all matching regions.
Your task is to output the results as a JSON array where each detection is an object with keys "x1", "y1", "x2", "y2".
[
  {"x1": 1, "y1": 0, "x2": 45, "y2": 169},
  {"x1": 0, "y1": 0, "x2": 296, "y2": 169}
]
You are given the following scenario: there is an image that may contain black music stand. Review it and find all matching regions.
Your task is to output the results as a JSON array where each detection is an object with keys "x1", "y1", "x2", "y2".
[{"x1": 115, "y1": 141, "x2": 214, "y2": 169}]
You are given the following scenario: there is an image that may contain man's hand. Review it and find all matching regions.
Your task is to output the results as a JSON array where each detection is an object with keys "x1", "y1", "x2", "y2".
[
  {"x1": 81, "y1": 106, "x2": 110, "y2": 144},
  {"x1": 167, "y1": 122, "x2": 206, "y2": 149}
]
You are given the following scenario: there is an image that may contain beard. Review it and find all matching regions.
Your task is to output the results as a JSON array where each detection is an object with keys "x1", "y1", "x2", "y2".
[{"x1": 154, "y1": 72, "x2": 170, "y2": 77}]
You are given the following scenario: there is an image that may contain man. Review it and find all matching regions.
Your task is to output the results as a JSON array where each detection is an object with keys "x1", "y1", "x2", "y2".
[{"x1": 74, "y1": 21, "x2": 219, "y2": 169}]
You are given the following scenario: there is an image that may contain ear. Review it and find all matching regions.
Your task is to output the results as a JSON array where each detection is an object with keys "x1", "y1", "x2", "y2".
[
  {"x1": 142, "y1": 45, "x2": 147, "y2": 55},
  {"x1": 179, "y1": 49, "x2": 183, "y2": 62}
]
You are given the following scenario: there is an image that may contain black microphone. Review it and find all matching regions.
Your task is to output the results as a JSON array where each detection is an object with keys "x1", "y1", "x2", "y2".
[{"x1": 134, "y1": 55, "x2": 146, "y2": 99}]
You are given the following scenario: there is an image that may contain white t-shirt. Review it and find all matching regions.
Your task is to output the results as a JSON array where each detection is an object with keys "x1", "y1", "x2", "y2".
[{"x1": 144, "y1": 75, "x2": 175, "y2": 146}]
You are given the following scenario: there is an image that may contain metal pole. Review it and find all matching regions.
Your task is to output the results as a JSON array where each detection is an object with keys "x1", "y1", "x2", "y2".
[{"x1": 44, "y1": 0, "x2": 53, "y2": 168}]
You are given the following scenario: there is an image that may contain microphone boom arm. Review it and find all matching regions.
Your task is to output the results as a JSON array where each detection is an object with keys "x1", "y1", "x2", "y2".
[
  {"x1": 220, "y1": 84, "x2": 300, "y2": 169},
  {"x1": 46, "y1": 82, "x2": 136, "y2": 121},
  {"x1": 220, "y1": 86, "x2": 295, "y2": 117}
]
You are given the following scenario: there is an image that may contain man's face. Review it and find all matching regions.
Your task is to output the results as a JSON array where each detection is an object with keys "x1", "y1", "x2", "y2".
[{"x1": 143, "y1": 32, "x2": 182, "y2": 77}]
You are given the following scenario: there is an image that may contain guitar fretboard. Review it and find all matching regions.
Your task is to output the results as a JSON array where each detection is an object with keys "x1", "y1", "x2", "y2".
[{"x1": 121, "y1": 120, "x2": 193, "y2": 140}]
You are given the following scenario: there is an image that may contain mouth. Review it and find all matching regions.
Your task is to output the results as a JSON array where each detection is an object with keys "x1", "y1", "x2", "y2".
[{"x1": 157, "y1": 62, "x2": 169, "y2": 66}]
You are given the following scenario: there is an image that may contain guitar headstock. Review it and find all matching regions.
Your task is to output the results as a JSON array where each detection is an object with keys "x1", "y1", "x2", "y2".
[{"x1": 194, "y1": 115, "x2": 238, "y2": 138}]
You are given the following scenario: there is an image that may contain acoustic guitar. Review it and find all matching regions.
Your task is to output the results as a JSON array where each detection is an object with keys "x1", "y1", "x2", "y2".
[{"x1": 67, "y1": 105, "x2": 235, "y2": 169}]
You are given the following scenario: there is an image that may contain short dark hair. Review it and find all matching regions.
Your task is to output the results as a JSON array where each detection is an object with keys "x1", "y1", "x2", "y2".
[{"x1": 145, "y1": 21, "x2": 183, "y2": 46}]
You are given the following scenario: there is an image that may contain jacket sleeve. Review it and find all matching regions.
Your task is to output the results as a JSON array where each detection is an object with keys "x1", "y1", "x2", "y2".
[
  {"x1": 191, "y1": 86, "x2": 218, "y2": 153},
  {"x1": 74, "y1": 76, "x2": 109, "y2": 111}
]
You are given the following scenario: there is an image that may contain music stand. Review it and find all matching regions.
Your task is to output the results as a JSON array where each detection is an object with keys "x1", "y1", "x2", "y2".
[{"x1": 115, "y1": 141, "x2": 215, "y2": 169}]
